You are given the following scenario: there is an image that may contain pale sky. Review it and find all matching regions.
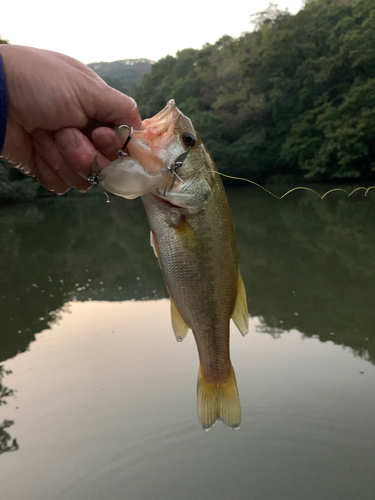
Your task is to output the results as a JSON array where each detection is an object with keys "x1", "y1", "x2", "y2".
[{"x1": 2, "y1": 0, "x2": 304, "y2": 64}]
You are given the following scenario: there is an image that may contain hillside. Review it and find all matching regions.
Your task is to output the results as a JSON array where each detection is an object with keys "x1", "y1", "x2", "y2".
[
  {"x1": 88, "y1": 59, "x2": 153, "y2": 97},
  {"x1": 135, "y1": 0, "x2": 374, "y2": 182}
]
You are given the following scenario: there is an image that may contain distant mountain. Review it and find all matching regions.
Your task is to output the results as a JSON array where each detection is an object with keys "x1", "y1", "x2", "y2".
[{"x1": 88, "y1": 59, "x2": 153, "y2": 97}]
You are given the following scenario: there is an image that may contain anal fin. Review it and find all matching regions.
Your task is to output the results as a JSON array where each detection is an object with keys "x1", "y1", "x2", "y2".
[
  {"x1": 232, "y1": 271, "x2": 249, "y2": 336},
  {"x1": 171, "y1": 299, "x2": 189, "y2": 342}
]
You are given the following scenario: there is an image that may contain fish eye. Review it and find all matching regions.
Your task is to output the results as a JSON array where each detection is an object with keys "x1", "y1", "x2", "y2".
[{"x1": 181, "y1": 132, "x2": 196, "y2": 148}]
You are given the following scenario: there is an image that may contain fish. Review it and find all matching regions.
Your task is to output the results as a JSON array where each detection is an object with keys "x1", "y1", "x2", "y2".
[{"x1": 99, "y1": 100, "x2": 249, "y2": 429}]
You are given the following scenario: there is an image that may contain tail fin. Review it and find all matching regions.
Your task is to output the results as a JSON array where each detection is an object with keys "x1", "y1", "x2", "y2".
[{"x1": 197, "y1": 365, "x2": 241, "y2": 431}]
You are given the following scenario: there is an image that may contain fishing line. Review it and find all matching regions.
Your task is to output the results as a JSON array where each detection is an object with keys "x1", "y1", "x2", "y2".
[{"x1": 214, "y1": 171, "x2": 375, "y2": 200}]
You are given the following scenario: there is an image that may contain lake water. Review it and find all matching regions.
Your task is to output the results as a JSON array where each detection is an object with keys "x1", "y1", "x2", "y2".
[{"x1": 1, "y1": 186, "x2": 375, "y2": 500}]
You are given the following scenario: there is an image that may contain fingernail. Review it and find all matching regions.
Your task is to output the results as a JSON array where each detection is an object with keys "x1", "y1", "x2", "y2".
[{"x1": 55, "y1": 128, "x2": 78, "y2": 154}]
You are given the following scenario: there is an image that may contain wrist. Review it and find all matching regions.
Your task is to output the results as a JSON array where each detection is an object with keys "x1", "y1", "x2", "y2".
[{"x1": 0, "y1": 50, "x2": 8, "y2": 154}]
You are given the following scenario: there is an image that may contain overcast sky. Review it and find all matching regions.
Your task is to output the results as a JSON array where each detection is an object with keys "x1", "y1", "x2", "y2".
[{"x1": 2, "y1": 0, "x2": 304, "y2": 64}]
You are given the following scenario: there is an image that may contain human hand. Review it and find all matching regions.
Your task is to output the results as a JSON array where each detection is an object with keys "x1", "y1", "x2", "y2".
[{"x1": 0, "y1": 45, "x2": 143, "y2": 194}]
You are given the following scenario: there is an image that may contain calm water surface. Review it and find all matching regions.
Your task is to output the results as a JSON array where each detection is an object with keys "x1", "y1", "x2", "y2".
[{"x1": 1, "y1": 187, "x2": 375, "y2": 500}]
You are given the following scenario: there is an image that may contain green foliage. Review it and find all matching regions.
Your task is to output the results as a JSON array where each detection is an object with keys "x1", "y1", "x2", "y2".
[
  {"x1": 278, "y1": 0, "x2": 375, "y2": 179},
  {"x1": 135, "y1": 50, "x2": 201, "y2": 117},
  {"x1": 88, "y1": 59, "x2": 152, "y2": 98},
  {"x1": 134, "y1": 0, "x2": 375, "y2": 181}
]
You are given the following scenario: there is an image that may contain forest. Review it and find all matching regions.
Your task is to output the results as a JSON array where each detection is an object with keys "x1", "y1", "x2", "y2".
[
  {"x1": 87, "y1": 59, "x2": 153, "y2": 97},
  {"x1": 1, "y1": 0, "x2": 375, "y2": 202},
  {"x1": 134, "y1": 0, "x2": 375, "y2": 182}
]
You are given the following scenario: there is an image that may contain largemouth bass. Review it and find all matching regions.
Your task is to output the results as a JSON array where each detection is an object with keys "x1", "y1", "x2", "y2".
[{"x1": 99, "y1": 100, "x2": 249, "y2": 429}]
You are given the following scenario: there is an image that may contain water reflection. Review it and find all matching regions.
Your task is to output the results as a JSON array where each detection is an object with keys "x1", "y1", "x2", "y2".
[
  {"x1": 0, "y1": 197, "x2": 165, "y2": 362},
  {"x1": 1, "y1": 300, "x2": 374, "y2": 500},
  {"x1": 0, "y1": 188, "x2": 375, "y2": 366},
  {"x1": 1, "y1": 189, "x2": 375, "y2": 499},
  {"x1": 0, "y1": 366, "x2": 14, "y2": 404},
  {"x1": 230, "y1": 188, "x2": 375, "y2": 363},
  {"x1": 0, "y1": 419, "x2": 18, "y2": 455},
  {"x1": 0, "y1": 366, "x2": 18, "y2": 454}
]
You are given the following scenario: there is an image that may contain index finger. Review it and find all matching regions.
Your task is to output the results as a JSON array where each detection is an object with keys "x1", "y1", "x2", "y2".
[{"x1": 93, "y1": 88, "x2": 144, "y2": 131}]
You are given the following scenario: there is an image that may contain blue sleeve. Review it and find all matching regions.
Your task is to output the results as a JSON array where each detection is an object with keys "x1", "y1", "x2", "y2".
[{"x1": 0, "y1": 51, "x2": 8, "y2": 154}]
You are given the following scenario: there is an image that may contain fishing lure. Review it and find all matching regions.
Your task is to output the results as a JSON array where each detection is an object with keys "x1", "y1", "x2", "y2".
[{"x1": 88, "y1": 125, "x2": 196, "y2": 206}]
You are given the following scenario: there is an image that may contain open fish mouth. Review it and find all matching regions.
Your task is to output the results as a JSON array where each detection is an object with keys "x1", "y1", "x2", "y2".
[
  {"x1": 144, "y1": 99, "x2": 176, "y2": 125},
  {"x1": 92, "y1": 99, "x2": 211, "y2": 213},
  {"x1": 125, "y1": 100, "x2": 182, "y2": 174}
]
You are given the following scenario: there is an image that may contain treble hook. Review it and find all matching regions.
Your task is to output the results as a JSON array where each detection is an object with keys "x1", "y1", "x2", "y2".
[
  {"x1": 163, "y1": 147, "x2": 191, "y2": 196},
  {"x1": 87, "y1": 156, "x2": 110, "y2": 202},
  {"x1": 168, "y1": 147, "x2": 191, "y2": 183},
  {"x1": 87, "y1": 155, "x2": 100, "y2": 185},
  {"x1": 117, "y1": 125, "x2": 133, "y2": 157}
]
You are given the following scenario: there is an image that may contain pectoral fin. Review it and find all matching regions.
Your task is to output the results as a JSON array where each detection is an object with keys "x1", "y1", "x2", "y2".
[
  {"x1": 173, "y1": 218, "x2": 203, "y2": 253},
  {"x1": 170, "y1": 299, "x2": 189, "y2": 342},
  {"x1": 232, "y1": 271, "x2": 249, "y2": 336}
]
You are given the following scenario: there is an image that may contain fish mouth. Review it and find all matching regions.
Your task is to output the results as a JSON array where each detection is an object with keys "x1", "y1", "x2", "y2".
[
  {"x1": 146, "y1": 99, "x2": 176, "y2": 123},
  {"x1": 128, "y1": 100, "x2": 180, "y2": 173},
  {"x1": 141, "y1": 99, "x2": 178, "y2": 134}
]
